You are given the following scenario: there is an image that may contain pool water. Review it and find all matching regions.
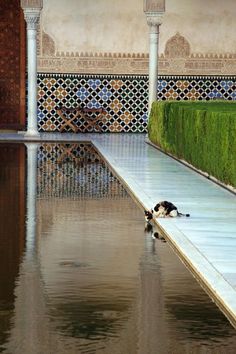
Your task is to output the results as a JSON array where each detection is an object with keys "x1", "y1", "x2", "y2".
[{"x1": 0, "y1": 142, "x2": 235, "y2": 354}]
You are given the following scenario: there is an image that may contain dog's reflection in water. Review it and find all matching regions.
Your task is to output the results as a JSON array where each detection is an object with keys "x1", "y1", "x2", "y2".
[
  {"x1": 152, "y1": 230, "x2": 166, "y2": 242},
  {"x1": 144, "y1": 219, "x2": 166, "y2": 242}
]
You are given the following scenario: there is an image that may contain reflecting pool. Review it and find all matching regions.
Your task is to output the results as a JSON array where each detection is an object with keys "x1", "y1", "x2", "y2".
[{"x1": 0, "y1": 142, "x2": 235, "y2": 354}]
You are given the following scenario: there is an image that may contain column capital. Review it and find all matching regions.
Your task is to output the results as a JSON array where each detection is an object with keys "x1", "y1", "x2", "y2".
[
  {"x1": 23, "y1": 11, "x2": 41, "y2": 30},
  {"x1": 146, "y1": 13, "x2": 163, "y2": 33},
  {"x1": 24, "y1": 142, "x2": 40, "y2": 149},
  {"x1": 21, "y1": 0, "x2": 43, "y2": 30}
]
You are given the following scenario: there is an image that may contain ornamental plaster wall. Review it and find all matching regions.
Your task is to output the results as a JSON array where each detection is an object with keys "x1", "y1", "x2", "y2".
[
  {"x1": 42, "y1": 0, "x2": 236, "y2": 54},
  {"x1": 38, "y1": 0, "x2": 236, "y2": 75}
]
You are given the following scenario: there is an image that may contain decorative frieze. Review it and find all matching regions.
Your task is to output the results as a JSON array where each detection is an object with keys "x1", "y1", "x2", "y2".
[
  {"x1": 37, "y1": 52, "x2": 236, "y2": 76},
  {"x1": 38, "y1": 53, "x2": 149, "y2": 75},
  {"x1": 37, "y1": 26, "x2": 236, "y2": 75}
]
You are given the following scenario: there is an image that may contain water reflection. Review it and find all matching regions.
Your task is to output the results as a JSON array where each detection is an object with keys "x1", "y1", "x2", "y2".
[
  {"x1": 0, "y1": 142, "x2": 235, "y2": 354},
  {"x1": 25, "y1": 143, "x2": 38, "y2": 253},
  {"x1": 141, "y1": 228, "x2": 236, "y2": 353},
  {"x1": 0, "y1": 144, "x2": 25, "y2": 353}
]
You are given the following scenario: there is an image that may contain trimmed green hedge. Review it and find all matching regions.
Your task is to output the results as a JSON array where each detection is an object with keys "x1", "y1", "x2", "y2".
[{"x1": 148, "y1": 101, "x2": 236, "y2": 188}]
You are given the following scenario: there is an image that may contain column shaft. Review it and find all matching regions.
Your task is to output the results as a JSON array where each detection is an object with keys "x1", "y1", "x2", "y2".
[
  {"x1": 27, "y1": 29, "x2": 38, "y2": 136},
  {"x1": 148, "y1": 30, "x2": 159, "y2": 113},
  {"x1": 21, "y1": 6, "x2": 42, "y2": 137},
  {"x1": 145, "y1": 13, "x2": 163, "y2": 116}
]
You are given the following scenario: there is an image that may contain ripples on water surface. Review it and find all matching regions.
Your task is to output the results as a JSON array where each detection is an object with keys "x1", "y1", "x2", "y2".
[{"x1": 0, "y1": 142, "x2": 235, "y2": 354}]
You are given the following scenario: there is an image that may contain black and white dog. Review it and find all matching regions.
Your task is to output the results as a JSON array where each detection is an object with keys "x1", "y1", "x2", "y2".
[
  {"x1": 154, "y1": 200, "x2": 190, "y2": 218},
  {"x1": 145, "y1": 201, "x2": 190, "y2": 220}
]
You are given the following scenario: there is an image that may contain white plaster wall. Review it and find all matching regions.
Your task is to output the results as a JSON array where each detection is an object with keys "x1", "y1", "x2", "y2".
[
  {"x1": 42, "y1": 0, "x2": 236, "y2": 54},
  {"x1": 42, "y1": 0, "x2": 148, "y2": 53},
  {"x1": 163, "y1": 0, "x2": 236, "y2": 54}
]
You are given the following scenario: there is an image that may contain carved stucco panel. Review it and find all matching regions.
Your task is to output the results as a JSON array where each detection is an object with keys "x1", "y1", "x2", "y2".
[
  {"x1": 42, "y1": 31, "x2": 56, "y2": 56},
  {"x1": 144, "y1": 0, "x2": 165, "y2": 13},
  {"x1": 21, "y1": 0, "x2": 43, "y2": 9},
  {"x1": 221, "y1": 61, "x2": 236, "y2": 74},
  {"x1": 165, "y1": 32, "x2": 191, "y2": 58}
]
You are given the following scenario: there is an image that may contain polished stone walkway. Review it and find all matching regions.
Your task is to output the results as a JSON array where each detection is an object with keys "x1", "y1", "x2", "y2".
[{"x1": 1, "y1": 132, "x2": 236, "y2": 327}]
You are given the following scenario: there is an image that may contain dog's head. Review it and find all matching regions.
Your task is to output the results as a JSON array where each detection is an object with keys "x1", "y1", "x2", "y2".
[
  {"x1": 144, "y1": 209, "x2": 153, "y2": 222},
  {"x1": 154, "y1": 203, "x2": 161, "y2": 212}
]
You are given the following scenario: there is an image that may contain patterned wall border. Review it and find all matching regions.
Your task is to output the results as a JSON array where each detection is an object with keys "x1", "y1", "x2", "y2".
[
  {"x1": 37, "y1": 73, "x2": 236, "y2": 133},
  {"x1": 38, "y1": 73, "x2": 149, "y2": 133},
  {"x1": 37, "y1": 29, "x2": 236, "y2": 76}
]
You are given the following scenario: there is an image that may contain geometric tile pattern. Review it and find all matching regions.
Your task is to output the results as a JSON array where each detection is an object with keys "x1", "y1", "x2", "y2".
[
  {"x1": 38, "y1": 74, "x2": 236, "y2": 133},
  {"x1": 37, "y1": 142, "x2": 129, "y2": 199},
  {"x1": 157, "y1": 76, "x2": 236, "y2": 101},
  {"x1": 38, "y1": 74, "x2": 149, "y2": 133}
]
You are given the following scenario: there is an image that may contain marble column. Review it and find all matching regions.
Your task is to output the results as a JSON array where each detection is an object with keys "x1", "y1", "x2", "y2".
[
  {"x1": 146, "y1": 14, "x2": 163, "y2": 114},
  {"x1": 21, "y1": 1, "x2": 43, "y2": 137}
]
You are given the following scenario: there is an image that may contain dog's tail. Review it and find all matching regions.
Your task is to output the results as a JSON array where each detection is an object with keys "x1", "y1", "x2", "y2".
[{"x1": 177, "y1": 212, "x2": 190, "y2": 217}]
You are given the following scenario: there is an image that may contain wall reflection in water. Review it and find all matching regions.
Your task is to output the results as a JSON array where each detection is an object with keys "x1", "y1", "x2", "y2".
[
  {"x1": 0, "y1": 142, "x2": 235, "y2": 354},
  {"x1": 0, "y1": 143, "x2": 26, "y2": 352}
]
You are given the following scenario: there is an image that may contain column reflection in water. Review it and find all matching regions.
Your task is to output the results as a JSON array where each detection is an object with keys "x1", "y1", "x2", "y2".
[
  {"x1": 25, "y1": 143, "x2": 38, "y2": 254},
  {"x1": 137, "y1": 233, "x2": 168, "y2": 354},
  {"x1": 5, "y1": 143, "x2": 52, "y2": 354}
]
